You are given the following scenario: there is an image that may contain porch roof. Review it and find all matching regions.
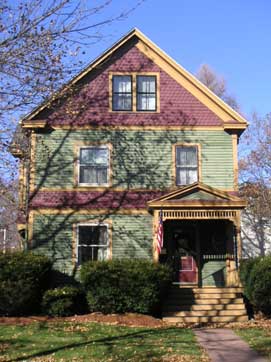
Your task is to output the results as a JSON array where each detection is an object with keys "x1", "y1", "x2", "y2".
[{"x1": 147, "y1": 182, "x2": 247, "y2": 209}]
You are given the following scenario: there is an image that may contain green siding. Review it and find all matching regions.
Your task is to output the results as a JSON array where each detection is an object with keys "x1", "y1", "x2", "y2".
[
  {"x1": 35, "y1": 129, "x2": 234, "y2": 190},
  {"x1": 181, "y1": 190, "x2": 224, "y2": 200},
  {"x1": 201, "y1": 260, "x2": 226, "y2": 287},
  {"x1": 32, "y1": 213, "x2": 153, "y2": 274}
]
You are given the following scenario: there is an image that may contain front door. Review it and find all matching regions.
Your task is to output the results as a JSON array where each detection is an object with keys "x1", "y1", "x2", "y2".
[
  {"x1": 179, "y1": 255, "x2": 198, "y2": 283},
  {"x1": 173, "y1": 227, "x2": 198, "y2": 284}
]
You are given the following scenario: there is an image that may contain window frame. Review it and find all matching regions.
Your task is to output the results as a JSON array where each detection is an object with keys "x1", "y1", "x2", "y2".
[
  {"x1": 136, "y1": 75, "x2": 157, "y2": 112},
  {"x1": 76, "y1": 223, "x2": 110, "y2": 266},
  {"x1": 109, "y1": 72, "x2": 160, "y2": 113},
  {"x1": 77, "y1": 144, "x2": 111, "y2": 187},
  {"x1": 173, "y1": 144, "x2": 201, "y2": 186},
  {"x1": 112, "y1": 75, "x2": 133, "y2": 112}
]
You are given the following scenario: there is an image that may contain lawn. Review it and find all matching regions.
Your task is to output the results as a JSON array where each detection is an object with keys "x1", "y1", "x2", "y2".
[
  {"x1": 235, "y1": 327, "x2": 271, "y2": 361},
  {"x1": 0, "y1": 322, "x2": 206, "y2": 362}
]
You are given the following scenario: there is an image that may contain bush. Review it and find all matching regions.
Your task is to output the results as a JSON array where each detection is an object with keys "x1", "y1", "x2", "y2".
[
  {"x1": 239, "y1": 257, "x2": 261, "y2": 301},
  {"x1": 0, "y1": 252, "x2": 52, "y2": 316},
  {"x1": 249, "y1": 256, "x2": 271, "y2": 315},
  {"x1": 42, "y1": 286, "x2": 86, "y2": 317},
  {"x1": 80, "y1": 259, "x2": 172, "y2": 315}
]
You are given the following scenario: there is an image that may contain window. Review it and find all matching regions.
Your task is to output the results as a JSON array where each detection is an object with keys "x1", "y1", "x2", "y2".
[
  {"x1": 111, "y1": 74, "x2": 158, "y2": 112},
  {"x1": 77, "y1": 224, "x2": 108, "y2": 265},
  {"x1": 136, "y1": 76, "x2": 156, "y2": 111},
  {"x1": 112, "y1": 75, "x2": 132, "y2": 111},
  {"x1": 79, "y1": 146, "x2": 109, "y2": 186},
  {"x1": 176, "y1": 146, "x2": 198, "y2": 185}
]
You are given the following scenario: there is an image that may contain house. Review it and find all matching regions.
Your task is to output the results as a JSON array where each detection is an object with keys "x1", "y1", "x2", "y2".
[{"x1": 12, "y1": 29, "x2": 249, "y2": 322}]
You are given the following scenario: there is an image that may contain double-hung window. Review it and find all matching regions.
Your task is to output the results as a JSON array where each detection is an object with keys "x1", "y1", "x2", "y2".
[
  {"x1": 136, "y1": 75, "x2": 156, "y2": 111},
  {"x1": 112, "y1": 75, "x2": 132, "y2": 111},
  {"x1": 111, "y1": 74, "x2": 157, "y2": 111},
  {"x1": 79, "y1": 146, "x2": 109, "y2": 186},
  {"x1": 77, "y1": 224, "x2": 108, "y2": 265},
  {"x1": 176, "y1": 146, "x2": 198, "y2": 185}
]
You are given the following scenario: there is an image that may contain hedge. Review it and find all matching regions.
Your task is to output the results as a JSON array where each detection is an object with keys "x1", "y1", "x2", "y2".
[
  {"x1": 0, "y1": 252, "x2": 52, "y2": 316},
  {"x1": 239, "y1": 257, "x2": 261, "y2": 301},
  {"x1": 80, "y1": 259, "x2": 172, "y2": 315},
  {"x1": 240, "y1": 256, "x2": 271, "y2": 315},
  {"x1": 42, "y1": 286, "x2": 87, "y2": 317}
]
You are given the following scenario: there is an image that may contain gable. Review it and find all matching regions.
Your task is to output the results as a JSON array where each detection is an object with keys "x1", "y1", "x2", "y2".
[
  {"x1": 177, "y1": 190, "x2": 226, "y2": 201},
  {"x1": 22, "y1": 29, "x2": 248, "y2": 131},
  {"x1": 148, "y1": 182, "x2": 246, "y2": 209},
  {"x1": 28, "y1": 44, "x2": 223, "y2": 128}
]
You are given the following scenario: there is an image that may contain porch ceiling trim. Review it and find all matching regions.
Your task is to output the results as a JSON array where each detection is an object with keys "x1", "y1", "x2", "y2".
[{"x1": 161, "y1": 209, "x2": 238, "y2": 220}]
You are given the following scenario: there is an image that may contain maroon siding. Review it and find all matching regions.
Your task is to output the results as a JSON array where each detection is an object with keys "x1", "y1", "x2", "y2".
[
  {"x1": 42, "y1": 44, "x2": 227, "y2": 127},
  {"x1": 30, "y1": 190, "x2": 164, "y2": 210}
]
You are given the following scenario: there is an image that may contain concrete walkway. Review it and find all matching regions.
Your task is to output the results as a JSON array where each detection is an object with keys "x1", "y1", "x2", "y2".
[{"x1": 194, "y1": 328, "x2": 267, "y2": 362}]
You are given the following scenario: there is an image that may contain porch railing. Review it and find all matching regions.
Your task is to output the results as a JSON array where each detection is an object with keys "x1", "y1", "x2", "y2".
[{"x1": 203, "y1": 254, "x2": 234, "y2": 260}]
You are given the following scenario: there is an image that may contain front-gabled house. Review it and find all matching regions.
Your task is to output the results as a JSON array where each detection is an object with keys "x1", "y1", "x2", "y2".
[{"x1": 13, "y1": 29, "x2": 249, "y2": 323}]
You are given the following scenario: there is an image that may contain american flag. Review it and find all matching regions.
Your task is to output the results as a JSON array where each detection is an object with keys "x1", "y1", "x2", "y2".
[{"x1": 157, "y1": 210, "x2": 163, "y2": 254}]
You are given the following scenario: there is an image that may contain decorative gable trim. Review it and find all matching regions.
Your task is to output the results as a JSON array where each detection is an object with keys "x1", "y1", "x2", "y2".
[
  {"x1": 147, "y1": 182, "x2": 247, "y2": 209},
  {"x1": 21, "y1": 28, "x2": 248, "y2": 131}
]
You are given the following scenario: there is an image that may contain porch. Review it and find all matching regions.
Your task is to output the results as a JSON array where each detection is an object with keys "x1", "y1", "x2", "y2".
[
  {"x1": 160, "y1": 219, "x2": 239, "y2": 288},
  {"x1": 148, "y1": 183, "x2": 246, "y2": 288},
  {"x1": 147, "y1": 183, "x2": 248, "y2": 323}
]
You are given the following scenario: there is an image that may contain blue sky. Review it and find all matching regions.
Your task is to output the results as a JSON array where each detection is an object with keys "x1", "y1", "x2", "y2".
[{"x1": 85, "y1": 0, "x2": 271, "y2": 119}]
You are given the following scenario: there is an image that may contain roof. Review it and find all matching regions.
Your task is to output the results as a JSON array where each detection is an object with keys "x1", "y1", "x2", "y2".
[
  {"x1": 21, "y1": 28, "x2": 248, "y2": 131},
  {"x1": 147, "y1": 182, "x2": 247, "y2": 209}
]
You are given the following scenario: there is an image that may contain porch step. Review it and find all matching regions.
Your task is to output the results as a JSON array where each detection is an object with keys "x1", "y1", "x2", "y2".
[
  {"x1": 163, "y1": 309, "x2": 247, "y2": 317},
  {"x1": 171, "y1": 287, "x2": 244, "y2": 293},
  {"x1": 162, "y1": 286, "x2": 248, "y2": 324},
  {"x1": 164, "y1": 303, "x2": 246, "y2": 312},
  {"x1": 167, "y1": 298, "x2": 244, "y2": 305},
  {"x1": 169, "y1": 292, "x2": 242, "y2": 299},
  {"x1": 163, "y1": 315, "x2": 248, "y2": 324}
]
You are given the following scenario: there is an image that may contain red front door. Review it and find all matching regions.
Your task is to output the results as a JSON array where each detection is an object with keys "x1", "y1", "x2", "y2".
[{"x1": 179, "y1": 255, "x2": 198, "y2": 283}]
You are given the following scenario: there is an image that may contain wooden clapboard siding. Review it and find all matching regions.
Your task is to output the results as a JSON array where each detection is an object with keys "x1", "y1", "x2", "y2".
[
  {"x1": 31, "y1": 212, "x2": 153, "y2": 274},
  {"x1": 201, "y1": 260, "x2": 227, "y2": 287},
  {"x1": 33, "y1": 129, "x2": 234, "y2": 192}
]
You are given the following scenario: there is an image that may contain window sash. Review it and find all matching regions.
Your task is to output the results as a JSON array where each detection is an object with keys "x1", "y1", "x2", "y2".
[
  {"x1": 136, "y1": 75, "x2": 156, "y2": 111},
  {"x1": 112, "y1": 75, "x2": 132, "y2": 111},
  {"x1": 77, "y1": 225, "x2": 108, "y2": 264},
  {"x1": 176, "y1": 146, "x2": 198, "y2": 185},
  {"x1": 79, "y1": 147, "x2": 109, "y2": 185}
]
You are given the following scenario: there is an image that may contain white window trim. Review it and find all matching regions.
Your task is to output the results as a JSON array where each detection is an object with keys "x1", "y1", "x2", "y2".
[
  {"x1": 76, "y1": 223, "x2": 109, "y2": 264},
  {"x1": 78, "y1": 145, "x2": 110, "y2": 187}
]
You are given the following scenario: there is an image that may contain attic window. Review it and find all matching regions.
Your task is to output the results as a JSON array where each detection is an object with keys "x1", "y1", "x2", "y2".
[
  {"x1": 175, "y1": 146, "x2": 198, "y2": 185},
  {"x1": 112, "y1": 75, "x2": 132, "y2": 111},
  {"x1": 111, "y1": 73, "x2": 158, "y2": 112},
  {"x1": 136, "y1": 76, "x2": 156, "y2": 111}
]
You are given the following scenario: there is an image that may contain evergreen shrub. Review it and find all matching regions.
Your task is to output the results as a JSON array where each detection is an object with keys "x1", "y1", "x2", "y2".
[
  {"x1": 250, "y1": 256, "x2": 271, "y2": 315},
  {"x1": 0, "y1": 252, "x2": 52, "y2": 316},
  {"x1": 42, "y1": 286, "x2": 86, "y2": 317},
  {"x1": 80, "y1": 259, "x2": 172, "y2": 315},
  {"x1": 239, "y1": 257, "x2": 261, "y2": 301}
]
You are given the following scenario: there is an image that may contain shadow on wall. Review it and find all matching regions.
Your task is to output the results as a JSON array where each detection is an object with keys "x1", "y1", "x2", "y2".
[{"x1": 18, "y1": 49, "x2": 212, "y2": 274}]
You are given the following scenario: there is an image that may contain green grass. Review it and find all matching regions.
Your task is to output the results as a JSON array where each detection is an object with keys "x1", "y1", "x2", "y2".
[
  {"x1": 235, "y1": 328, "x2": 271, "y2": 361},
  {"x1": 0, "y1": 322, "x2": 204, "y2": 362}
]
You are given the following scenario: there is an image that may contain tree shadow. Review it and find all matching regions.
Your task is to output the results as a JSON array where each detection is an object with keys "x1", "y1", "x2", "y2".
[
  {"x1": 6, "y1": 326, "x2": 185, "y2": 362},
  {"x1": 11, "y1": 36, "x2": 235, "y2": 279}
]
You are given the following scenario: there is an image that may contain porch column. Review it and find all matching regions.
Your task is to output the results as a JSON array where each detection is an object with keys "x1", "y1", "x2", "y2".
[
  {"x1": 233, "y1": 211, "x2": 242, "y2": 266},
  {"x1": 226, "y1": 215, "x2": 241, "y2": 287},
  {"x1": 152, "y1": 209, "x2": 159, "y2": 262}
]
